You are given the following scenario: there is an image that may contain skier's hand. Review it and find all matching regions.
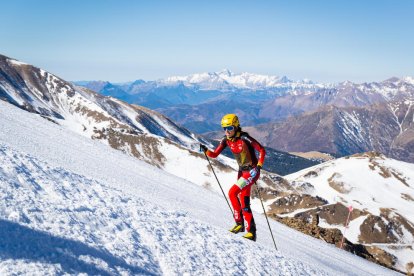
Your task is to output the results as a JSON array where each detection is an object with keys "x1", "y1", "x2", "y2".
[
  {"x1": 200, "y1": 144, "x2": 208, "y2": 154},
  {"x1": 249, "y1": 166, "x2": 261, "y2": 178}
]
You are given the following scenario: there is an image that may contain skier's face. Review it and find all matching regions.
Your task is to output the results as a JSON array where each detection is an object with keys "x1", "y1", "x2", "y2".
[{"x1": 223, "y1": 126, "x2": 236, "y2": 138}]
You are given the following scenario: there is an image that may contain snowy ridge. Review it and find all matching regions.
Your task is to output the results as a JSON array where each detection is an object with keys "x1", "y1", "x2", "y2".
[
  {"x1": 286, "y1": 154, "x2": 414, "y2": 227},
  {"x1": 0, "y1": 100, "x2": 397, "y2": 275},
  {"x1": 283, "y1": 154, "x2": 414, "y2": 272},
  {"x1": 1, "y1": 54, "x2": 198, "y2": 150}
]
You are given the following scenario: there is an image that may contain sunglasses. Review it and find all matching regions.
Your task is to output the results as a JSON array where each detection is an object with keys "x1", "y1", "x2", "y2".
[{"x1": 223, "y1": 126, "x2": 235, "y2": 132}]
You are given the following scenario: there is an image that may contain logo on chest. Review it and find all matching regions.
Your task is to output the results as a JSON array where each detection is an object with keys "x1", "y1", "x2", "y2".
[{"x1": 229, "y1": 140, "x2": 244, "y2": 153}]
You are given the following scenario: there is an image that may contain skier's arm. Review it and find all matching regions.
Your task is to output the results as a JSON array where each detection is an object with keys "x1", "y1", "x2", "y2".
[
  {"x1": 206, "y1": 138, "x2": 227, "y2": 158},
  {"x1": 245, "y1": 135, "x2": 266, "y2": 167}
]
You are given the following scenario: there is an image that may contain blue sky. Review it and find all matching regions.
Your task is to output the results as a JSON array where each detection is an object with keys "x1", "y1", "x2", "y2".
[{"x1": 1, "y1": 0, "x2": 413, "y2": 83}]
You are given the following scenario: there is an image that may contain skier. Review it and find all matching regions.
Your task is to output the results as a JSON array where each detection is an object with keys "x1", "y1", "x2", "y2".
[{"x1": 200, "y1": 114, "x2": 266, "y2": 241}]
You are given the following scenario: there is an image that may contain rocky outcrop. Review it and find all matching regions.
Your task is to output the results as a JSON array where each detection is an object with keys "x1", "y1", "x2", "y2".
[
  {"x1": 270, "y1": 212, "x2": 399, "y2": 272},
  {"x1": 265, "y1": 189, "x2": 413, "y2": 273}
]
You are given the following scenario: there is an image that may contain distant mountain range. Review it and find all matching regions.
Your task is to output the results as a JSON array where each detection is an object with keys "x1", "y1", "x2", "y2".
[
  {"x1": 76, "y1": 71, "x2": 414, "y2": 163},
  {"x1": 73, "y1": 71, "x2": 329, "y2": 130}
]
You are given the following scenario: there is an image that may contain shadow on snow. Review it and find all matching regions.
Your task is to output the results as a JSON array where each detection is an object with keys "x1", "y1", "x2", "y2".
[{"x1": 0, "y1": 219, "x2": 157, "y2": 275}]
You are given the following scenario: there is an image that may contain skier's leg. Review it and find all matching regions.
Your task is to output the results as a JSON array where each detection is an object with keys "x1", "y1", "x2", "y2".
[
  {"x1": 228, "y1": 184, "x2": 243, "y2": 224},
  {"x1": 240, "y1": 170, "x2": 260, "y2": 241},
  {"x1": 240, "y1": 185, "x2": 255, "y2": 233}
]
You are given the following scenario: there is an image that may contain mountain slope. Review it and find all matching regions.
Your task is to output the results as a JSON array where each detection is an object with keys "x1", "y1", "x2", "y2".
[
  {"x1": 1, "y1": 54, "x2": 410, "y2": 273},
  {"x1": 0, "y1": 97, "x2": 397, "y2": 275},
  {"x1": 245, "y1": 102, "x2": 414, "y2": 162},
  {"x1": 270, "y1": 152, "x2": 414, "y2": 272},
  {"x1": 0, "y1": 54, "x2": 197, "y2": 149},
  {"x1": 0, "y1": 53, "x2": 246, "y2": 193}
]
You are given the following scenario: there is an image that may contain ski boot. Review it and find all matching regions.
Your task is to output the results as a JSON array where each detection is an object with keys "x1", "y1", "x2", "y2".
[
  {"x1": 229, "y1": 222, "x2": 245, "y2": 234},
  {"x1": 243, "y1": 231, "x2": 256, "y2": 241}
]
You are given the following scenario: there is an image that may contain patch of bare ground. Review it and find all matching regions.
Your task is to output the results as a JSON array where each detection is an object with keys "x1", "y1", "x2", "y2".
[
  {"x1": 251, "y1": 185, "x2": 280, "y2": 201},
  {"x1": 260, "y1": 175, "x2": 291, "y2": 192},
  {"x1": 267, "y1": 194, "x2": 327, "y2": 215},
  {"x1": 407, "y1": 262, "x2": 414, "y2": 276},
  {"x1": 74, "y1": 105, "x2": 111, "y2": 124},
  {"x1": 402, "y1": 193, "x2": 414, "y2": 201},
  {"x1": 359, "y1": 209, "x2": 414, "y2": 248},
  {"x1": 364, "y1": 246, "x2": 397, "y2": 270},
  {"x1": 302, "y1": 165, "x2": 329, "y2": 178},
  {"x1": 94, "y1": 127, "x2": 166, "y2": 168},
  {"x1": 304, "y1": 170, "x2": 318, "y2": 178},
  {"x1": 381, "y1": 208, "x2": 414, "y2": 241},
  {"x1": 351, "y1": 151, "x2": 385, "y2": 160},
  {"x1": 369, "y1": 159, "x2": 409, "y2": 187},
  {"x1": 289, "y1": 151, "x2": 334, "y2": 161},
  {"x1": 358, "y1": 215, "x2": 394, "y2": 244},
  {"x1": 391, "y1": 171, "x2": 409, "y2": 187},
  {"x1": 327, "y1": 173, "x2": 352, "y2": 193},
  {"x1": 296, "y1": 202, "x2": 367, "y2": 226},
  {"x1": 290, "y1": 181, "x2": 315, "y2": 194}
]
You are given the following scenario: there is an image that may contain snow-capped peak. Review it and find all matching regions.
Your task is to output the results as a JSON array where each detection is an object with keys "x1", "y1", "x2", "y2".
[
  {"x1": 216, "y1": 68, "x2": 234, "y2": 77},
  {"x1": 339, "y1": 80, "x2": 355, "y2": 86},
  {"x1": 403, "y1": 76, "x2": 414, "y2": 85},
  {"x1": 7, "y1": 57, "x2": 29, "y2": 67},
  {"x1": 161, "y1": 70, "x2": 314, "y2": 90}
]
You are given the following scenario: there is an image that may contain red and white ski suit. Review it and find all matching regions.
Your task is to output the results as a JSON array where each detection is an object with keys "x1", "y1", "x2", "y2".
[{"x1": 206, "y1": 131, "x2": 266, "y2": 233}]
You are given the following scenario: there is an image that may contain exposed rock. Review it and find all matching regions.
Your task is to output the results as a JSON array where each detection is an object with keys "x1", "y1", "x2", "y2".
[
  {"x1": 402, "y1": 193, "x2": 414, "y2": 202},
  {"x1": 407, "y1": 262, "x2": 414, "y2": 276},
  {"x1": 268, "y1": 194, "x2": 327, "y2": 215},
  {"x1": 365, "y1": 246, "x2": 397, "y2": 270},
  {"x1": 295, "y1": 203, "x2": 366, "y2": 226},
  {"x1": 270, "y1": 214, "x2": 399, "y2": 272}
]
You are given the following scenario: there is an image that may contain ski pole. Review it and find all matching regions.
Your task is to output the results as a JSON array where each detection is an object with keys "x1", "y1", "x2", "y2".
[
  {"x1": 202, "y1": 151, "x2": 233, "y2": 216},
  {"x1": 255, "y1": 184, "x2": 278, "y2": 251}
]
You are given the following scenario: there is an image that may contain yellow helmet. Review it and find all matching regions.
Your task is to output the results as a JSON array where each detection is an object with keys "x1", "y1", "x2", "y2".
[{"x1": 221, "y1": 114, "x2": 240, "y2": 128}]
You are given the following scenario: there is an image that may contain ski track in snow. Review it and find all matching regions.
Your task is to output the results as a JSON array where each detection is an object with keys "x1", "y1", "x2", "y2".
[{"x1": 0, "y1": 101, "x2": 398, "y2": 275}]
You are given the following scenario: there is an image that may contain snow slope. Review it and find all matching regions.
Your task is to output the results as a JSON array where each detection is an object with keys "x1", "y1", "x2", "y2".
[
  {"x1": 0, "y1": 100, "x2": 398, "y2": 275},
  {"x1": 283, "y1": 155, "x2": 414, "y2": 272},
  {"x1": 286, "y1": 156, "x2": 414, "y2": 223}
]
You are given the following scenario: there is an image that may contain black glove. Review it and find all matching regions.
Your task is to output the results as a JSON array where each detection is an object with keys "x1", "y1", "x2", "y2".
[{"x1": 200, "y1": 144, "x2": 208, "y2": 154}]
